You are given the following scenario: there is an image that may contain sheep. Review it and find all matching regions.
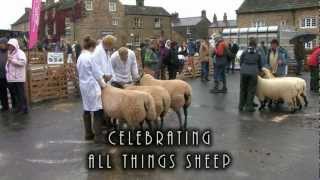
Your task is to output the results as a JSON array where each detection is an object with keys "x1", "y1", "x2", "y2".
[
  {"x1": 124, "y1": 85, "x2": 171, "y2": 128},
  {"x1": 101, "y1": 84, "x2": 157, "y2": 129},
  {"x1": 261, "y1": 68, "x2": 308, "y2": 109},
  {"x1": 137, "y1": 74, "x2": 192, "y2": 129},
  {"x1": 257, "y1": 76, "x2": 300, "y2": 113}
]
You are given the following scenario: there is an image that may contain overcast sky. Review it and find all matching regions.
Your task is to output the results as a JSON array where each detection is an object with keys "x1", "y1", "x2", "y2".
[{"x1": 0, "y1": 0, "x2": 244, "y2": 30}]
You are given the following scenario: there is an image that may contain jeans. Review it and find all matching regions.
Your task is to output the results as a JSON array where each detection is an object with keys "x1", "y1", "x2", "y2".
[
  {"x1": 201, "y1": 62, "x2": 209, "y2": 79},
  {"x1": 0, "y1": 78, "x2": 9, "y2": 110},
  {"x1": 214, "y1": 64, "x2": 226, "y2": 82},
  {"x1": 8, "y1": 82, "x2": 28, "y2": 112}
]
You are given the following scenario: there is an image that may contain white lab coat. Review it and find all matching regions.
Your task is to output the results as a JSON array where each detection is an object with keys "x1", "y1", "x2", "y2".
[
  {"x1": 77, "y1": 50, "x2": 102, "y2": 112},
  {"x1": 92, "y1": 43, "x2": 114, "y2": 79}
]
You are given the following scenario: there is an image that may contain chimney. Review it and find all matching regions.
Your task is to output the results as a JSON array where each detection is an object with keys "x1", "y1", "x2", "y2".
[
  {"x1": 201, "y1": 10, "x2": 207, "y2": 18},
  {"x1": 172, "y1": 12, "x2": 180, "y2": 23},
  {"x1": 136, "y1": 0, "x2": 144, "y2": 7},
  {"x1": 213, "y1": 13, "x2": 218, "y2": 25}
]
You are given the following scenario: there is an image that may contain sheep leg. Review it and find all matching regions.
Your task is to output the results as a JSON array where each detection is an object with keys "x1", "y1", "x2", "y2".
[
  {"x1": 160, "y1": 116, "x2": 164, "y2": 129},
  {"x1": 259, "y1": 100, "x2": 266, "y2": 111},
  {"x1": 146, "y1": 120, "x2": 153, "y2": 130},
  {"x1": 139, "y1": 122, "x2": 144, "y2": 130},
  {"x1": 302, "y1": 93, "x2": 308, "y2": 107},
  {"x1": 175, "y1": 109, "x2": 183, "y2": 129},
  {"x1": 112, "y1": 118, "x2": 118, "y2": 130},
  {"x1": 296, "y1": 96, "x2": 303, "y2": 110},
  {"x1": 183, "y1": 105, "x2": 188, "y2": 129}
]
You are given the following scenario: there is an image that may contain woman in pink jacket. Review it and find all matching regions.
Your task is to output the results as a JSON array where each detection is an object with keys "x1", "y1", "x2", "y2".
[{"x1": 6, "y1": 38, "x2": 28, "y2": 114}]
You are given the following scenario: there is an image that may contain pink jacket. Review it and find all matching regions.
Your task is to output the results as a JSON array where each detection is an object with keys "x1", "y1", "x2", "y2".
[{"x1": 6, "y1": 39, "x2": 27, "y2": 82}]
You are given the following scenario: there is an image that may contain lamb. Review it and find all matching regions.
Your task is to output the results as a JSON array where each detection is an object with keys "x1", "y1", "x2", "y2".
[
  {"x1": 261, "y1": 68, "x2": 308, "y2": 109},
  {"x1": 138, "y1": 74, "x2": 192, "y2": 129},
  {"x1": 101, "y1": 84, "x2": 157, "y2": 129},
  {"x1": 257, "y1": 76, "x2": 300, "y2": 113},
  {"x1": 124, "y1": 85, "x2": 171, "y2": 128}
]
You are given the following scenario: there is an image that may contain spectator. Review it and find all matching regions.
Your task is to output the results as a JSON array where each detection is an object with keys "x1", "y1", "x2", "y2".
[
  {"x1": 294, "y1": 38, "x2": 306, "y2": 75},
  {"x1": 66, "y1": 41, "x2": 73, "y2": 63},
  {"x1": 144, "y1": 39, "x2": 160, "y2": 75},
  {"x1": 267, "y1": 39, "x2": 288, "y2": 77},
  {"x1": 0, "y1": 37, "x2": 9, "y2": 111},
  {"x1": 168, "y1": 41, "x2": 179, "y2": 80},
  {"x1": 74, "y1": 41, "x2": 82, "y2": 60},
  {"x1": 187, "y1": 39, "x2": 196, "y2": 56},
  {"x1": 178, "y1": 41, "x2": 188, "y2": 75},
  {"x1": 6, "y1": 38, "x2": 28, "y2": 114},
  {"x1": 158, "y1": 40, "x2": 171, "y2": 80},
  {"x1": 308, "y1": 46, "x2": 319, "y2": 93},
  {"x1": 228, "y1": 41, "x2": 239, "y2": 73},
  {"x1": 199, "y1": 39, "x2": 210, "y2": 81},
  {"x1": 211, "y1": 37, "x2": 232, "y2": 94},
  {"x1": 239, "y1": 38, "x2": 262, "y2": 112},
  {"x1": 257, "y1": 41, "x2": 268, "y2": 67}
]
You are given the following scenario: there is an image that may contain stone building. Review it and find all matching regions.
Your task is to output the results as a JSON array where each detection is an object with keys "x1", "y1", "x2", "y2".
[
  {"x1": 11, "y1": 8, "x2": 31, "y2": 32},
  {"x1": 172, "y1": 10, "x2": 211, "y2": 41},
  {"x1": 208, "y1": 13, "x2": 237, "y2": 36},
  {"x1": 237, "y1": 0, "x2": 319, "y2": 49},
  {"x1": 123, "y1": 0, "x2": 172, "y2": 47}
]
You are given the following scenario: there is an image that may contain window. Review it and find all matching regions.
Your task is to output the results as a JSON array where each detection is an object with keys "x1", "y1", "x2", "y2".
[
  {"x1": 112, "y1": 17, "x2": 119, "y2": 26},
  {"x1": 252, "y1": 20, "x2": 266, "y2": 27},
  {"x1": 186, "y1": 27, "x2": 191, "y2": 35},
  {"x1": 301, "y1": 17, "x2": 317, "y2": 28},
  {"x1": 154, "y1": 17, "x2": 161, "y2": 28},
  {"x1": 134, "y1": 17, "x2": 143, "y2": 28},
  {"x1": 280, "y1": 20, "x2": 287, "y2": 27},
  {"x1": 109, "y1": 0, "x2": 117, "y2": 12},
  {"x1": 305, "y1": 39, "x2": 317, "y2": 49},
  {"x1": 85, "y1": 0, "x2": 93, "y2": 11}
]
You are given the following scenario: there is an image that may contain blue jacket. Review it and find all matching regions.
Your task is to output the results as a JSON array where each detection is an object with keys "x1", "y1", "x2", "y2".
[{"x1": 267, "y1": 47, "x2": 288, "y2": 76}]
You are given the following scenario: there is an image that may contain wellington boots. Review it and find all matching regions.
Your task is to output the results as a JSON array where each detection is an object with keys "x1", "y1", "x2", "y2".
[{"x1": 83, "y1": 113, "x2": 94, "y2": 141}]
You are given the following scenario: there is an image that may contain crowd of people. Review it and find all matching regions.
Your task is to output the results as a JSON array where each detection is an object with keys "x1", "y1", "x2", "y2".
[{"x1": 0, "y1": 33, "x2": 318, "y2": 143}]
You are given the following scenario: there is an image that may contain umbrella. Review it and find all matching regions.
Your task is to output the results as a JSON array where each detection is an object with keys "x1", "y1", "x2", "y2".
[{"x1": 289, "y1": 33, "x2": 317, "y2": 44}]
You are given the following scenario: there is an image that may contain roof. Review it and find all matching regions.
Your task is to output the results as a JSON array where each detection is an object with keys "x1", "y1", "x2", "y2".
[
  {"x1": 238, "y1": 0, "x2": 318, "y2": 13},
  {"x1": 12, "y1": 9, "x2": 30, "y2": 26},
  {"x1": 209, "y1": 20, "x2": 237, "y2": 28},
  {"x1": 173, "y1": 17, "x2": 205, "y2": 27},
  {"x1": 124, "y1": 5, "x2": 171, "y2": 16},
  {"x1": 58, "y1": 0, "x2": 76, "y2": 10}
]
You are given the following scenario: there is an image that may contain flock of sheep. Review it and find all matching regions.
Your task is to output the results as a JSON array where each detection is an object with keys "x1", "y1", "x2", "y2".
[
  {"x1": 101, "y1": 74, "x2": 192, "y2": 129},
  {"x1": 99, "y1": 70, "x2": 308, "y2": 130},
  {"x1": 257, "y1": 68, "x2": 308, "y2": 113}
]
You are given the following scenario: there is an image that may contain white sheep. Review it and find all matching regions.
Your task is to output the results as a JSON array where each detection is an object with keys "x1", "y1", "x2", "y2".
[
  {"x1": 101, "y1": 84, "x2": 157, "y2": 129},
  {"x1": 138, "y1": 74, "x2": 192, "y2": 129},
  {"x1": 261, "y1": 68, "x2": 308, "y2": 109},
  {"x1": 124, "y1": 85, "x2": 171, "y2": 128},
  {"x1": 257, "y1": 76, "x2": 300, "y2": 113}
]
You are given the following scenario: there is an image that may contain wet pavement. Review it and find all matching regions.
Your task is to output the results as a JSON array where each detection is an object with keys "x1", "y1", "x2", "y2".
[{"x1": 0, "y1": 73, "x2": 318, "y2": 180}]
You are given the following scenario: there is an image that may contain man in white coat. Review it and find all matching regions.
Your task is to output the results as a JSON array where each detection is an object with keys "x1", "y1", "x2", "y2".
[{"x1": 110, "y1": 47, "x2": 139, "y2": 88}]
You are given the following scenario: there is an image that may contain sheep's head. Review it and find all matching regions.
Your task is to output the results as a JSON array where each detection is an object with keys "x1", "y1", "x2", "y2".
[
  {"x1": 138, "y1": 74, "x2": 154, "y2": 85},
  {"x1": 261, "y1": 68, "x2": 275, "y2": 79}
]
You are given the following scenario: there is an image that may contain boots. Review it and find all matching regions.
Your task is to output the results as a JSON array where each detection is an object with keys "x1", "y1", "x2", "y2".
[
  {"x1": 93, "y1": 110, "x2": 106, "y2": 144},
  {"x1": 221, "y1": 80, "x2": 228, "y2": 93},
  {"x1": 83, "y1": 113, "x2": 94, "y2": 141},
  {"x1": 210, "y1": 81, "x2": 220, "y2": 94}
]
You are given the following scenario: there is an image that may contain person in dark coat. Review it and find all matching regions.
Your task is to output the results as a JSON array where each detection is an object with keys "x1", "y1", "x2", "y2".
[
  {"x1": 294, "y1": 38, "x2": 306, "y2": 75},
  {"x1": 227, "y1": 42, "x2": 239, "y2": 74},
  {"x1": 239, "y1": 38, "x2": 262, "y2": 112},
  {"x1": 74, "y1": 41, "x2": 82, "y2": 60},
  {"x1": 210, "y1": 37, "x2": 232, "y2": 94},
  {"x1": 167, "y1": 41, "x2": 179, "y2": 80},
  {"x1": 257, "y1": 41, "x2": 268, "y2": 67},
  {"x1": 0, "y1": 37, "x2": 9, "y2": 111}
]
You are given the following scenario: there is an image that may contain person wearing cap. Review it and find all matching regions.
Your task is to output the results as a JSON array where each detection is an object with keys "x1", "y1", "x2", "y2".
[
  {"x1": 167, "y1": 41, "x2": 179, "y2": 80},
  {"x1": 239, "y1": 38, "x2": 262, "y2": 112},
  {"x1": 210, "y1": 36, "x2": 232, "y2": 94},
  {"x1": 0, "y1": 37, "x2": 9, "y2": 111},
  {"x1": 6, "y1": 38, "x2": 28, "y2": 114},
  {"x1": 110, "y1": 47, "x2": 139, "y2": 87}
]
